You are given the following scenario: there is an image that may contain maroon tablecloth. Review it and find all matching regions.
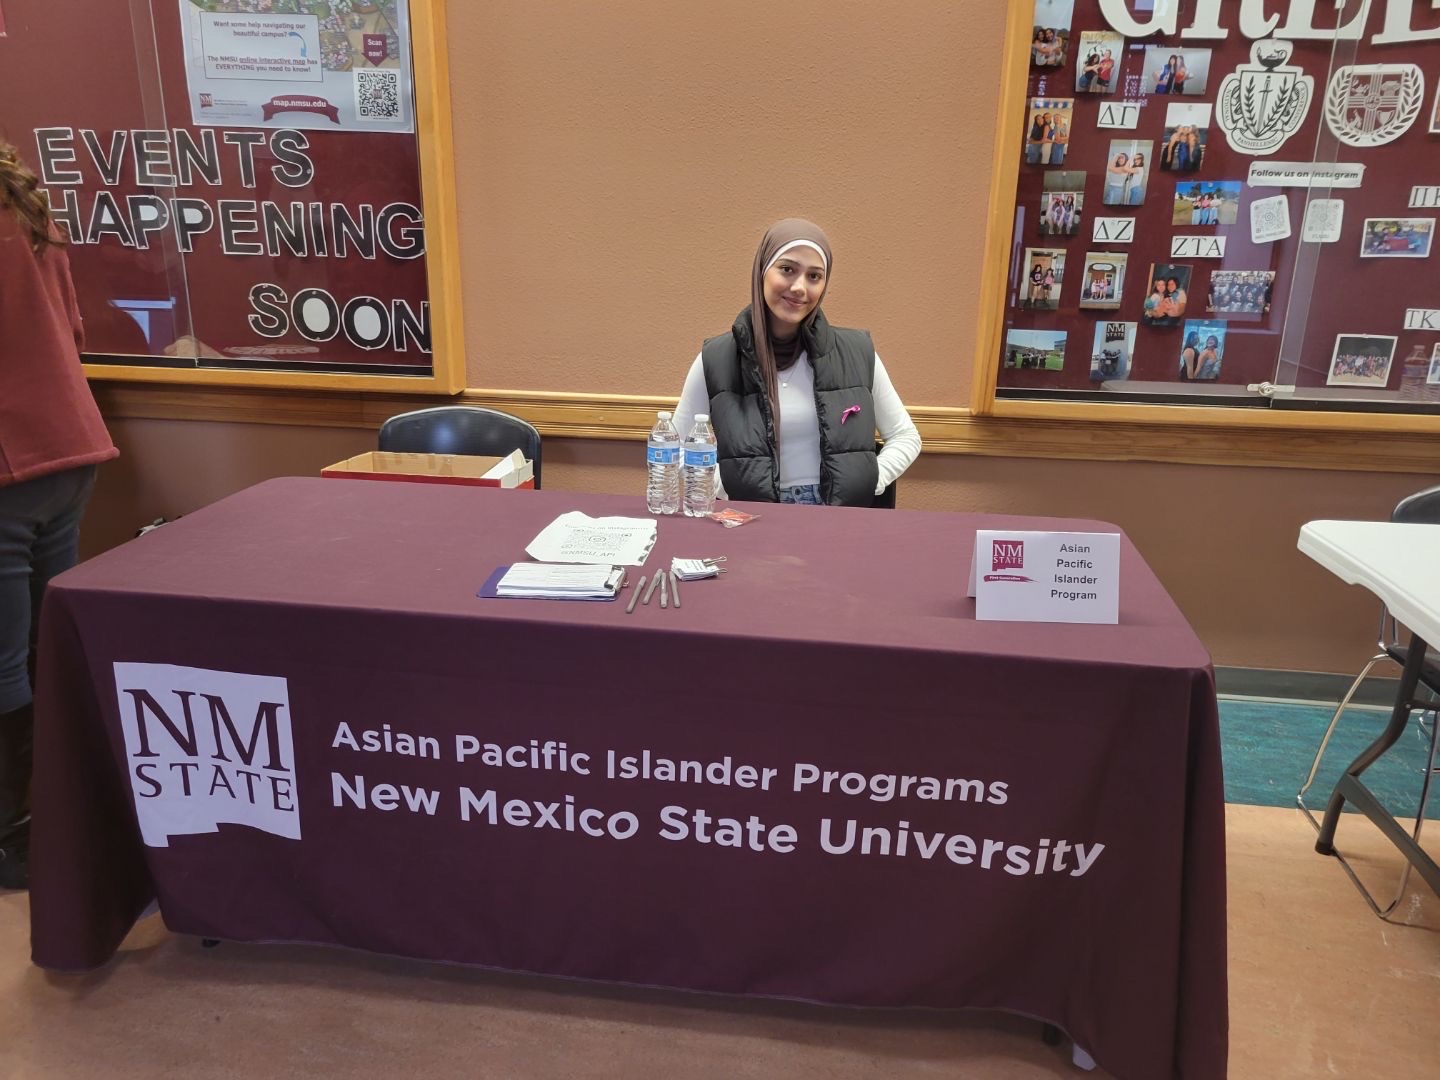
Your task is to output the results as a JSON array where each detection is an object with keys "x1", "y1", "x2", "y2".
[{"x1": 30, "y1": 478, "x2": 1227, "y2": 1079}]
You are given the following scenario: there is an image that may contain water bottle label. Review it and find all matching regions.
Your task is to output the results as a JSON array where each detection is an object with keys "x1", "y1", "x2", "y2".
[
  {"x1": 684, "y1": 449, "x2": 717, "y2": 468},
  {"x1": 648, "y1": 446, "x2": 680, "y2": 465}
]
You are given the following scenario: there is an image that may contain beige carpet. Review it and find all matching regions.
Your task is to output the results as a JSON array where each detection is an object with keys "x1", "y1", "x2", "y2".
[{"x1": 1, "y1": 804, "x2": 1436, "y2": 1079}]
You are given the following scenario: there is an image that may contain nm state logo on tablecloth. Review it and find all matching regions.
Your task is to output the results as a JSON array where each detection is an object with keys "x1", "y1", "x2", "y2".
[
  {"x1": 113, "y1": 663, "x2": 301, "y2": 848},
  {"x1": 986, "y1": 540, "x2": 1034, "y2": 583}
]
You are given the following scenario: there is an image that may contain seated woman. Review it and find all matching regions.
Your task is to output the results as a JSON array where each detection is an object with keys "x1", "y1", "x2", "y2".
[{"x1": 673, "y1": 219, "x2": 921, "y2": 506}]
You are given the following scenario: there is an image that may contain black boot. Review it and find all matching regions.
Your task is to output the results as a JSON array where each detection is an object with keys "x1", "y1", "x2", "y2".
[{"x1": 0, "y1": 702, "x2": 34, "y2": 891}]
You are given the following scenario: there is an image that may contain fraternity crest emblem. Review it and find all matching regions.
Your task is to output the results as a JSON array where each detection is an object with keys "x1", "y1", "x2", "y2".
[
  {"x1": 1216, "y1": 40, "x2": 1313, "y2": 156},
  {"x1": 1324, "y1": 64, "x2": 1426, "y2": 147}
]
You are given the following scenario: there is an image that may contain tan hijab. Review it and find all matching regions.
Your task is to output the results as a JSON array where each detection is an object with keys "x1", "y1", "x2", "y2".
[{"x1": 750, "y1": 218, "x2": 833, "y2": 428}]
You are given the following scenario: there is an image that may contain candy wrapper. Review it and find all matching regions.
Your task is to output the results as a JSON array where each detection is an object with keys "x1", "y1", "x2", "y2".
[{"x1": 708, "y1": 508, "x2": 759, "y2": 528}]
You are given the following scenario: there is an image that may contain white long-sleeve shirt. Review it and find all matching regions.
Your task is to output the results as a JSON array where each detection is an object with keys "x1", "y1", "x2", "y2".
[{"x1": 673, "y1": 351, "x2": 922, "y2": 498}]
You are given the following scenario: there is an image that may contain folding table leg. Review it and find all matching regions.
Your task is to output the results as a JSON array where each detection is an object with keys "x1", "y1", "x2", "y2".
[{"x1": 1315, "y1": 633, "x2": 1440, "y2": 909}]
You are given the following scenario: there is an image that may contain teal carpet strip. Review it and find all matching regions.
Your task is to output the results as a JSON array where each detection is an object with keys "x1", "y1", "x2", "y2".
[{"x1": 1219, "y1": 698, "x2": 1440, "y2": 819}]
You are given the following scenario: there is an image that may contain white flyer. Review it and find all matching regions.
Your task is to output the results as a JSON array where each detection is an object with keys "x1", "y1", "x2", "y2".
[
  {"x1": 525, "y1": 512, "x2": 658, "y2": 566},
  {"x1": 177, "y1": 0, "x2": 415, "y2": 132},
  {"x1": 1250, "y1": 195, "x2": 1292, "y2": 243},
  {"x1": 1302, "y1": 199, "x2": 1345, "y2": 243}
]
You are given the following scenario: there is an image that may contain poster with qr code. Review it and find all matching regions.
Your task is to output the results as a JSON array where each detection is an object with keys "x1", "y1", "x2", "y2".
[{"x1": 179, "y1": 1, "x2": 414, "y2": 133}]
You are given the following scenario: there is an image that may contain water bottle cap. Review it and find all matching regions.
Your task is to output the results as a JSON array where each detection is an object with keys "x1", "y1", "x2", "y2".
[
  {"x1": 695, "y1": 413, "x2": 709, "y2": 422},
  {"x1": 657, "y1": 410, "x2": 672, "y2": 419}
]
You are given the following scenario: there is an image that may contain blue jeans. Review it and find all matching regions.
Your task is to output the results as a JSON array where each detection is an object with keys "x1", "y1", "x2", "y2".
[
  {"x1": 0, "y1": 466, "x2": 96, "y2": 712},
  {"x1": 780, "y1": 484, "x2": 823, "y2": 505}
]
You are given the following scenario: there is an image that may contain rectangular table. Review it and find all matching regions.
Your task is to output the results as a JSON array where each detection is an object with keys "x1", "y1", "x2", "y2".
[
  {"x1": 1298, "y1": 520, "x2": 1440, "y2": 902},
  {"x1": 31, "y1": 478, "x2": 1228, "y2": 1079}
]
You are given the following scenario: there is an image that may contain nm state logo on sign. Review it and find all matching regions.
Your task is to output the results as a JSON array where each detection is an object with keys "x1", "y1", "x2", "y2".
[
  {"x1": 113, "y1": 663, "x2": 301, "y2": 848},
  {"x1": 987, "y1": 540, "x2": 1034, "y2": 583}
]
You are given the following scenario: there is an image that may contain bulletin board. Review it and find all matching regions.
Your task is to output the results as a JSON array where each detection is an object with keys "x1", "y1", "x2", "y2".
[
  {"x1": 0, "y1": 0, "x2": 463, "y2": 392},
  {"x1": 977, "y1": 0, "x2": 1440, "y2": 414}
]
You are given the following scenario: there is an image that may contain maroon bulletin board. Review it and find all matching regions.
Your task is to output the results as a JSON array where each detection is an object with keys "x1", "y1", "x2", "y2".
[
  {"x1": 997, "y1": 0, "x2": 1440, "y2": 403},
  {"x1": 0, "y1": 1, "x2": 443, "y2": 382}
]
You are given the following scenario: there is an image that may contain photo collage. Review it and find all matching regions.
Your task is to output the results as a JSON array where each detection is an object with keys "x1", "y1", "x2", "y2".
[
  {"x1": 1008, "y1": 1, "x2": 1240, "y2": 385},
  {"x1": 1007, "y1": 2, "x2": 1437, "y2": 393}
]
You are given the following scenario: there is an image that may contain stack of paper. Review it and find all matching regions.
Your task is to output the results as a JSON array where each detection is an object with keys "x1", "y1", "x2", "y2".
[
  {"x1": 495, "y1": 563, "x2": 624, "y2": 600},
  {"x1": 671, "y1": 558, "x2": 720, "y2": 581}
]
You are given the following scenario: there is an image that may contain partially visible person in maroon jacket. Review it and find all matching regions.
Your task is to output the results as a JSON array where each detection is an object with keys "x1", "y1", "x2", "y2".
[{"x1": 0, "y1": 139, "x2": 117, "y2": 891}]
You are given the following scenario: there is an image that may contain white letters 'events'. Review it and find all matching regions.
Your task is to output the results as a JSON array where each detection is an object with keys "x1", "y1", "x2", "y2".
[
  {"x1": 1324, "y1": 64, "x2": 1426, "y2": 147},
  {"x1": 1216, "y1": 40, "x2": 1314, "y2": 155},
  {"x1": 114, "y1": 663, "x2": 301, "y2": 847}
]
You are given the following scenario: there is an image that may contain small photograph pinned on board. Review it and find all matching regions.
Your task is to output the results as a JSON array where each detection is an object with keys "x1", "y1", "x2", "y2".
[
  {"x1": 1075, "y1": 30, "x2": 1123, "y2": 93},
  {"x1": 1039, "y1": 171, "x2": 1086, "y2": 237},
  {"x1": 1143, "y1": 47, "x2": 1212, "y2": 95},
  {"x1": 1004, "y1": 328, "x2": 1067, "y2": 371},
  {"x1": 1173, "y1": 180, "x2": 1241, "y2": 226},
  {"x1": 1031, "y1": 0, "x2": 1074, "y2": 68},
  {"x1": 1025, "y1": 98, "x2": 1076, "y2": 166},
  {"x1": 1208, "y1": 270, "x2": 1275, "y2": 315},
  {"x1": 1078, "y1": 251, "x2": 1128, "y2": 310},
  {"x1": 1429, "y1": 344, "x2": 1440, "y2": 385},
  {"x1": 1160, "y1": 102, "x2": 1210, "y2": 172},
  {"x1": 1103, "y1": 139, "x2": 1153, "y2": 206},
  {"x1": 1179, "y1": 321, "x2": 1226, "y2": 381},
  {"x1": 1327, "y1": 334, "x2": 1398, "y2": 387},
  {"x1": 1359, "y1": 218, "x2": 1434, "y2": 258},
  {"x1": 1141, "y1": 263, "x2": 1192, "y2": 326},
  {"x1": 1090, "y1": 321, "x2": 1136, "y2": 381},
  {"x1": 1021, "y1": 248, "x2": 1066, "y2": 310}
]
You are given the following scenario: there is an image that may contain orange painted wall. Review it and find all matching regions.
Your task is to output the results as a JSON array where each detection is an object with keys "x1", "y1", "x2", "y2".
[{"x1": 450, "y1": 0, "x2": 992, "y2": 402}]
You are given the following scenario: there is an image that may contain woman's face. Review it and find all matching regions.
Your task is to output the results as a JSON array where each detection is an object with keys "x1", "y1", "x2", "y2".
[
  {"x1": 1166, "y1": 277, "x2": 1179, "y2": 294},
  {"x1": 763, "y1": 249, "x2": 827, "y2": 337},
  {"x1": 1206, "y1": 336, "x2": 1219, "y2": 350},
  {"x1": 1114, "y1": 153, "x2": 1128, "y2": 166},
  {"x1": 1133, "y1": 153, "x2": 1145, "y2": 167}
]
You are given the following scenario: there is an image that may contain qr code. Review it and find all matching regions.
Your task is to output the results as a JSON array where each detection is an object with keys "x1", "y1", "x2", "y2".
[{"x1": 354, "y1": 68, "x2": 401, "y2": 121}]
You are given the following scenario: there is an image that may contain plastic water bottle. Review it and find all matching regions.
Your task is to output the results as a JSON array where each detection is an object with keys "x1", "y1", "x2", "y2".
[
  {"x1": 682, "y1": 413, "x2": 718, "y2": 518},
  {"x1": 646, "y1": 410, "x2": 681, "y2": 515}
]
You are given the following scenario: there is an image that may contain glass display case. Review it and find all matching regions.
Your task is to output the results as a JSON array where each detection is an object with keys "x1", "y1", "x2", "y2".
[
  {"x1": 0, "y1": 0, "x2": 462, "y2": 391},
  {"x1": 978, "y1": 0, "x2": 1440, "y2": 424}
]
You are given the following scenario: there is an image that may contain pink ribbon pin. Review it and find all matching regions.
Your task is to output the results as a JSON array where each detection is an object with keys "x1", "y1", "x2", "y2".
[{"x1": 840, "y1": 405, "x2": 861, "y2": 424}]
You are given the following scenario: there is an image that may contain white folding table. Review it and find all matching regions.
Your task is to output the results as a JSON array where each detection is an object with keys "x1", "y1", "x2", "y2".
[{"x1": 1298, "y1": 520, "x2": 1440, "y2": 902}]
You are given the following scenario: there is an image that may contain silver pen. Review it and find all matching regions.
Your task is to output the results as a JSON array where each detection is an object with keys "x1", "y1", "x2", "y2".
[
  {"x1": 642, "y1": 574, "x2": 661, "y2": 605},
  {"x1": 627, "y1": 576, "x2": 646, "y2": 614},
  {"x1": 669, "y1": 570, "x2": 681, "y2": 608},
  {"x1": 659, "y1": 571, "x2": 668, "y2": 609}
]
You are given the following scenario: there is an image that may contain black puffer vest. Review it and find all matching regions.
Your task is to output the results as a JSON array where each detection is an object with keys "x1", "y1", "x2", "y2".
[{"x1": 700, "y1": 307, "x2": 878, "y2": 506}]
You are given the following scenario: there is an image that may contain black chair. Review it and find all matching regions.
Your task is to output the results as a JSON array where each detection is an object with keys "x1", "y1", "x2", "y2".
[
  {"x1": 378, "y1": 406, "x2": 542, "y2": 489},
  {"x1": 1297, "y1": 483, "x2": 1440, "y2": 917}
]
